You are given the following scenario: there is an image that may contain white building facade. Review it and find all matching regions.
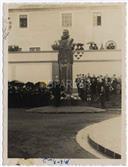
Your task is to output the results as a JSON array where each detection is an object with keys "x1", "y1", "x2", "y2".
[{"x1": 7, "y1": 4, "x2": 124, "y2": 87}]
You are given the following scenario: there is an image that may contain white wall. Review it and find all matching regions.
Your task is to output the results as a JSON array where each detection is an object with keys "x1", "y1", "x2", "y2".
[
  {"x1": 8, "y1": 63, "x2": 52, "y2": 83},
  {"x1": 8, "y1": 60, "x2": 121, "y2": 87},
  {"x1": 8, "y1": 50, "x2": 121, "y2": 62},
  {"x1": 73, "y1": 61, "x2": 121, "y2": 80},
  {"x1": 8, "y1": 5, "x2": 124, "y2": 51},
  {"x1": 8, "y1": 50, "x2": 121, "y2": 85}
]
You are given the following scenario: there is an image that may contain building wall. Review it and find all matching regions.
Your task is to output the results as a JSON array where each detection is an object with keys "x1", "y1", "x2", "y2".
[
  {"x1": 8, "y1": 50, "x2": 122, "y2": 87},
  {"x1": 8, "y1": 5, "x2": 124, "y2": 51},
  {"x1": 8, "y1": 63, "x2": 52, "y2": 83},
  {"x1": 8, "y1": 4, "x2": 124, "y2": 88}
]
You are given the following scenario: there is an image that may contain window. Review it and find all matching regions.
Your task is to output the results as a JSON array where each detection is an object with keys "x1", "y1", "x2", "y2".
[
  {"x1": 29, "y1": 47, "x2": 40, "y2": 52},
  {"x1": 62, "y1": 13, "x2": 72, "y2": 27},
  {"x1": 93, "y1": 13, "x2": 102, "y2": 26},
  {"x1": 97, "y1": 16, "x2": 101, "y2": 26},
  {"x1": 19, "y1": 15, "x2": 27, "y2": 28}
]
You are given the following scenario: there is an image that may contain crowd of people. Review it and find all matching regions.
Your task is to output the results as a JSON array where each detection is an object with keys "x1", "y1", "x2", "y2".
[
  {"x1": 8, "y1": 74, "x2": 121, "y2": 108},
  {"x1": 8, "y1": 81, "x2": 51, "y2": 107},
  {"x1": 75, "y1": 73, "x2": 121, "y2": 108},
  {"x1": 8, "y1": 80, "x2": 66, "y2": 108}
]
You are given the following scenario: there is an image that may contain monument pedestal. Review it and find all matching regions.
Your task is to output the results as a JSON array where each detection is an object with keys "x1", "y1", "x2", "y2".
[{"x1": 59, "y1": 63, "x2": 73, "y2": 95}]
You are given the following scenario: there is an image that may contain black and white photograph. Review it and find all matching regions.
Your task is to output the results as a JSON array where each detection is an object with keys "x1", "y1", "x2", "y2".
[{"x1": 3, "y1": 2, "x2": 126, "y2": 165}]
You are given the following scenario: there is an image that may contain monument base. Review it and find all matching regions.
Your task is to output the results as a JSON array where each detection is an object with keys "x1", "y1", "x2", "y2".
[{"x1": 59, "y1": 63, "x2": 73, "y2": 94}]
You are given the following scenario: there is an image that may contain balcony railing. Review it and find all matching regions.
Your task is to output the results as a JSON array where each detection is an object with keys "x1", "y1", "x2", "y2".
[{"x1": 8, "y1": 49, "x2": 121, "y2": 54}]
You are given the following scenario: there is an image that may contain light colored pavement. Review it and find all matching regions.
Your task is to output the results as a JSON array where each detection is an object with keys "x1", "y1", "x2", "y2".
[
  {"x1": 76, "y1": 116, "x2": 121, "y2": 158},
  {"x1": 26, "y1": 106, "x2": 105, "y2": 113}
]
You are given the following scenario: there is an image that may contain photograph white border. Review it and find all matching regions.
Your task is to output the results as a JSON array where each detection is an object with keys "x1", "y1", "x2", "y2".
[{"x1": 0, "y1": 0, "x2": 128, "y2": 166}]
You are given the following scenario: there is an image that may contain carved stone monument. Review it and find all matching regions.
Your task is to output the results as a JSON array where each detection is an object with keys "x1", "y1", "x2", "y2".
[{"x1": 58, "y1": 30, "x2": 74, "y2": 94}]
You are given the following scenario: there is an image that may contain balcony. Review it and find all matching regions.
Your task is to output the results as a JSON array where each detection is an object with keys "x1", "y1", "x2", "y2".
[{"x1": 8, "y1": 49, "x2": 121, "y2": 63}]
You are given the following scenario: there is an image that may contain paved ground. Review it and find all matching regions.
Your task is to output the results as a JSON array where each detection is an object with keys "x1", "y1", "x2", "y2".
[
  {"x1": 8, "y1": 108, "x2": 120, "y2": 158},
  {"x1": 76, "y1": 116, "x2": 121, "y2": 159},
  {"x1": 89, "y1": 116, "x2": 121, "y2": 154}
]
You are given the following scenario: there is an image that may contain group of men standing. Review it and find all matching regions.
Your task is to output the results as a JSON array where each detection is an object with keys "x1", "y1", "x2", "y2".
[{"x1": 75, "y1": 73, "x2": 121, "y2": 108}]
